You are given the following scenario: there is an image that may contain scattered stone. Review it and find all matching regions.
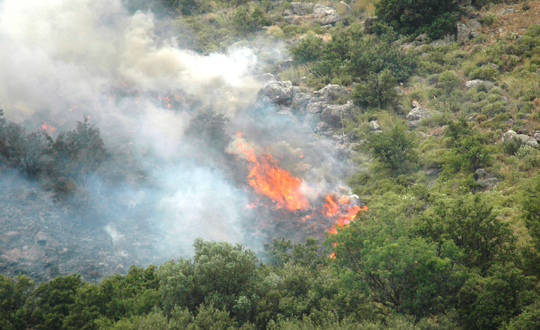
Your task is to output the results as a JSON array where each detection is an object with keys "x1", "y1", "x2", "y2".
[
  {"x1": 457, "y1": 23, "x2": 470, "y2": 43},
  {"x1": 535, "y1": 132, "x2": 540, "y2": 142},
  {"x1": 369, "y1": 120, "x2": 382, "y2": 132},
  {"x1": 475, "y1": 168, "x2": 501, "y2": 189},
  {"x1": 500, "y1": 8, "x2": 517, "y2": 15},
  {"x1": 415, "y1": 34, "x2": 428, "y2": 42},
  {"x1": 431, "y1": 34, "x2": 456, "y2": 46},
  {"x1": 465, "y1": 79, "x2": 495, "y2": 90},
  {"x1": 466, "y1": 19, "x2": 482, "y2": 29},
  {"x1": 407, "y1": 102, "x2": 433, "y2": 129},
  {"x1": 314, "y1": 84, "x2": 350, "y2": 100},
  {"x1": 470, "y1": 30, "x2": 479, "y2": 39},
  {"x1": 0, "y1": 231, "x2": 21, "y2": 245},
  {"x1": 258, "y1": 81, "x2": 296, "y2": 105},
  {"x1": 502, "y1": 130, "x2": 539, "y2": 148},
  {"x1": 321, "y1": 101, "x2": 354, "y2": 128},
  {"x1": 321, "y1": 24, "x2": 333, "y2": 30},
  {"x1": 489, "y1": 63, "x2": 500, "y2": 70},
  {"x1": 313, "y1": 4, "x2": 341, "y2": 25}
]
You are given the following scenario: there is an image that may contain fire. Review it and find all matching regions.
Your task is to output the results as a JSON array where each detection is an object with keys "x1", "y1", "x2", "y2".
[
  {"x1": 233, "y1": 132, "x2": 367, "y2": 250},
  {"x1": 235, "y1": 132, "x2": 309, "y2": 211},
  {"x1": 40, "y1": 123, "x2": 56, "y2": 132},
  {"x1": 325, "y1": 194, "x2": 367, "y2": 235}
]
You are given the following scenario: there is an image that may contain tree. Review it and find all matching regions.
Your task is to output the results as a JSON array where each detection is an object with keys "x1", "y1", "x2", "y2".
[
  {"x1": 375, "y1": 0, "x2": 460, "y2": 39},
  {"x1": 46, "y1": 117, "x2": 107, "y2": 191},
  {"x1": 0, "y1": 275, "x2": 34, "y2": 330},
  {"x1": 443, "y1": 119, "x2": 493, "y2": 174},
  {"x1": 158, "y1": 239, "x2": 257, "y2": 323},
  {"x1": 352, "y1": 69, "x2": 398, "y2": 109},
  {"x1": 330, "y1": 213, "x2": 468, "y2": 317},
  {"x1": 362, "y1": 123, "x2": 418, "y2": 175},
  {"x1": 458, "y1": 264, "x2": 538, "y2": 330},
  {"x1": 289, "y1": 35, "x2": 323, "y2": 64},
  {"x1": 415, "y1": 195, "x2": 515, "y2": 273}
]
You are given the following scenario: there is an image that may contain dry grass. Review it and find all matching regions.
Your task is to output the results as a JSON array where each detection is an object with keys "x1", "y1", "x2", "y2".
[{"x1": 475, "y1": 1, "x2": 540, "y2": 42}]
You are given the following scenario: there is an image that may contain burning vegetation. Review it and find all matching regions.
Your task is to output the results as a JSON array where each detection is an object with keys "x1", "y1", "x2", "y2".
[{"x1": 229, "y1": 132, "x2": 366, "y2": 238}]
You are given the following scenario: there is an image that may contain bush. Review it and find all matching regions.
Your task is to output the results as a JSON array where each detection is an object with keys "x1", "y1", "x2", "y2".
[
  {"x1": 375, "y1": 0, "x2": 460, "y2": 39},
  {"x1": 362, "y1": 123, "x2": 418, "y2": 175},
  {"x1": 352, "y1": 69, "x2": 398, "y2": 109},
  {"x1": 289, "y1": 35, "x2": 323, "y2": 63}
]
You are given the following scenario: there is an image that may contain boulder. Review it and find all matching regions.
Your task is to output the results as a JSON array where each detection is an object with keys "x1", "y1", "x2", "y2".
[
  {"x1": 534, "y1": 132, "x2": 540, "y2": 142},
  {"x1": 320, "y1": 101, "x2": 354, "y2": 128},
  {"x1": 313, "y1": 4, "x2": 341, "y2": 25},
  {"x1": 369, "y1": 120, "x2": 382, "y2": 132},
  {"x1": 415, "y1": 34, "x2": 428, "y2": 42},
  {"x1": 314, "y1": 84, "x2": 350, "y2": 101},
  {"x1": 475, "y1": 168, "x2": 501, "y2": 189},
  {"x1": 290, "y1": 2, "x2": 313, "y2": 15},
  {"x1": 407, "y1": 101, "x2": 433, "y2": 129},
  {"x1": 466, "y1": 19, "x2": 481, "y2": 30},
  {"x1": 292, "y1": 92, "x2": 313, "y2": 110},
  {"x1": 465, "y1": 79, "x2": 495, "y2": 90},
  {"x1": 457, "y1": 23, "x2": 470, "y2": 43},
  {"x1": 502, "y1": 130, "x2": 539, "y2": 148},
  {"x1": 258, "y1": 81, "x2": 296, "y2": 105},
  {"x1": 431, "y1": 34, "x2": 456, "y2": 46},
  {"x1": 500, "y1": 8, "x2": 517, "y2": 15}
]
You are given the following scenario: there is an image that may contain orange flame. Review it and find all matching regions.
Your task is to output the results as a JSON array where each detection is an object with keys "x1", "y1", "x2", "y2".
[
  {"x1": 325, "y1": 194, "x2": 367, "y2": 235},
  {"x1": 235, "y1": 132, "x2": 309, "y2": 211},
  {"x1": 40, "y1": 123, "x2": 56, "y2": 132}
]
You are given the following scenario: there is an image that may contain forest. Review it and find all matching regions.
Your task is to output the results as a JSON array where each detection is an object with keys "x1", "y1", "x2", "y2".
[{"x1": 2, "y1": 0, "x2": 540, "y2": 329}]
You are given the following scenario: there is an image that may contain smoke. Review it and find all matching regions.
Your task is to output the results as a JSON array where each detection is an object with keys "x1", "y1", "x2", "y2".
[{"x1": 0, "y1": 0, "x2": 358, "y2": 273}]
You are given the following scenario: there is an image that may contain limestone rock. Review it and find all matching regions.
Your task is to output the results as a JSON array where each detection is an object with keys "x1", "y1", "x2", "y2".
[
  {"x1": 500, "y1": 8, "x2": 517, "y2": 15},
  {"x1": 314, "y1": 84, "x2": 350, "y2": 101},
  {"x1": 465, "y1": 79, "x2": 495, "y2": 90},
  {"x1": 502, "y1": 130, "x2": 539, "y2": 148},
  {"x1": 320, "y1": 101, "x2": 354, "y2": 128},
  {"x1": 369, "y1": 120, "x2": 382, "y2": 132},
  {"x1": 431, "y1": 34, "x2": 456, "y2": 46},
  {"x1": 475, "y1": 169, "x2": 500, "y2": 189},
  {"x1": 457, "y1": 23, "x2": 470, "y2": 43},
  {"x1": 466, "y1": 19, "x2": 481, "y2": 30},
  {"x1": 313, "y1": 4, "x2": 341, "y2": 25},
  {"x1": 258, "y1": 81, "x2": 295, "y2": 105},
  {"x1": 407, "y1": 102, "x2": 433, "y2": 129}
]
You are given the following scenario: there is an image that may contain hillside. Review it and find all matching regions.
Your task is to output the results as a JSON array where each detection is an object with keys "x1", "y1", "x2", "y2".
[{"x1": 2, "y1": 0, "x2": 540, "y2": 329}]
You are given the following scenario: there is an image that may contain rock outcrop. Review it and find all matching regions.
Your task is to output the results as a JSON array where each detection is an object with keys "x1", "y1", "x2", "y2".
[
  {"x1": 502, "y1": 130, "x2": 539, "y2": 148},
  {"x1": 406, "y1": 101, "x2": 433, "y2": 129}
]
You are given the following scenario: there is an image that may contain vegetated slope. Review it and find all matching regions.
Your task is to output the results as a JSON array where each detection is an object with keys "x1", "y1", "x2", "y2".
[{"x1": 3, "y1": 0, "x2": 540, "y2": 329}]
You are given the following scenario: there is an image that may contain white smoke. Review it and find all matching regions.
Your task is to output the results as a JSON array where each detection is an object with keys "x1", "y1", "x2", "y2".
[{"x1": 0, "y1": 0, "x2": 270, "y2": 260}]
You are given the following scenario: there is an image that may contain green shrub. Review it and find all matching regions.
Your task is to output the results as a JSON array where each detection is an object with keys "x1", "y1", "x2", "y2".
[
  {"x1": 375, "y1": 0, "x2": 460, "y2": 39},
  {"x1": 289, "y1": 35, "x2": 323, "y2": 63}
]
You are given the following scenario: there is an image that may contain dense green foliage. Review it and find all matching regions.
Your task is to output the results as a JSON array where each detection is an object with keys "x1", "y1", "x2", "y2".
[{"x1": 375, "y1": 0, "x2": 460, "y2": 39}]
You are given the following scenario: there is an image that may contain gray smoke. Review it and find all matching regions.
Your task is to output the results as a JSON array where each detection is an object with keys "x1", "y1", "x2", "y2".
[{"x1": 0, "y1": 0, "x2": 356, "y2": 274}]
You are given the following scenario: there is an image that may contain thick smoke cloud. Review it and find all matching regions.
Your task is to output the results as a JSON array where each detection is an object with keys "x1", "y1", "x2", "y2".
[
  {"x1": 0, "y1": 0, "x2": 267, "y2": 261},
  {"x1": 0, "y1": 0, "x2": 356, "y2": 276}
]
